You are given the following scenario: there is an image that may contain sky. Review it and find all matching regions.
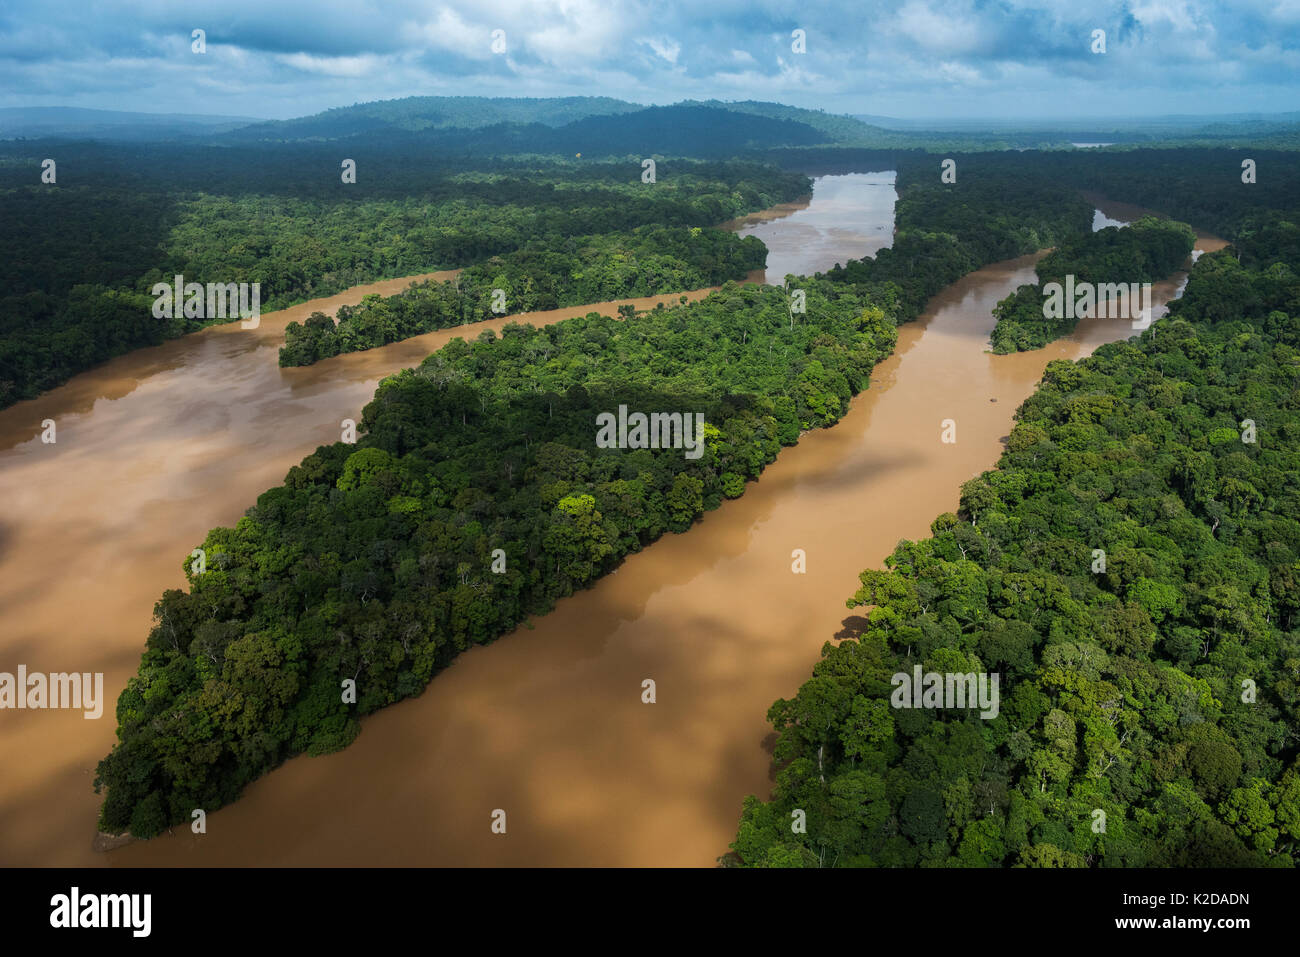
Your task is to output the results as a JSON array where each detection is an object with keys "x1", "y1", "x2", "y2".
[{"x1": 1, "y1": 0, "x2": 1298, "y2": 121}]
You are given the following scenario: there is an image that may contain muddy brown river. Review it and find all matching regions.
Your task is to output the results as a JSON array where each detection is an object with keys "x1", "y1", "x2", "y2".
[{"x1": 0, "y1": 175, "x2": 1223, "y2": 866}]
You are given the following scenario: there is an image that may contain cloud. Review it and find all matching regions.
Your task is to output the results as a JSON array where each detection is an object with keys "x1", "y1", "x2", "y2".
[
  {"x1": 276, "y1": 52, "x2": 394, "y2": 77},
  {"x1": 637, "y1": 36, "x2": 682, "y2": 65},
  {"x1": 406, "y1": 7, "x2": 496, "y2": 61},
  {"x1": 890, "y1": 1, "x2": 989, "y2": 56},
  {"x1": 0, "y1": 0, "x2": 1294, "y2": 119}
]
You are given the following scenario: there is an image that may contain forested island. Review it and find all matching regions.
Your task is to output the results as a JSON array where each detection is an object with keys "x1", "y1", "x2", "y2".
[
  {"x1": 989, "y1": 216, "x2": 1197, "y2": 352},
  {"x1": 279, "y1": 225, "x2": 768, "y2": 366},
  {"x1": 93, "y1": 170, "x2": 1096, "y2": 838},
  {"x1": 823, "y1": 177, "x2": 1092, "y2": 325},
  {"x1": 0, "y1": 148, "x2": 805, "y2": 407},
  {"x1": 5, "y1": 95, "x2": 1296, "y2": 868}
]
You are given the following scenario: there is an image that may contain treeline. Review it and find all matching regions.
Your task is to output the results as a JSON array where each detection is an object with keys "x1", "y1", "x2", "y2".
[
  {"x1": 0, "y1": 185, "x2": 180, "y2": 408},
  {"x1": 729, "y1": 229, "x2": 1300, "y2": 867},
  {"x1": 989, "y1": 216, "x2": 1197, "y2": 353},
  {"x1": 279, "y1": 226, "x2": 768, "y2": 366},
  {"x1": 770, "y1": 148, "x2": 1300, "y2": 238},
  {"x1": 159, "y1": 164, "x2": 804, "y2": 307},
  {"x1": 824, "y1": 176, "x2": 1094, "y2": 325},
  {"x1": 93, "y1": 172, "x2": 1095, "y2": 836},
  {"x1": 1019, "y1": 148, "x2": 1300, "y2": 241},
  {"x1": 0, "y1": 150, "x2": 807, "y2": 408}
]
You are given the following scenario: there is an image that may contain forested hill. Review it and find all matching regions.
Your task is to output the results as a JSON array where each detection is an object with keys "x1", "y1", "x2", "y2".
[
  {"x1": 219, "y1": 97, "x2": 917, "y2": 151},
  {"x1": 10, "y1": 99, "x2": 1297, "y2": 151},
  {"x1": 224, "y1": 104, "x2": 834, "y2": 155},
  {"x1": 0, "y1": 106, "x2": 260, "y2": 141},
  {"x1": 729, "y1": 221, "x2": 1300, "y2": 868},
  {"x1": 225, "y1": 95, "x2": 640, "y2": 141}
]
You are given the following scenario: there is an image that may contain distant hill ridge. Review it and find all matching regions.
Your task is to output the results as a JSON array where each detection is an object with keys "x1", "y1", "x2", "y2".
[
  {"x1": 0, "y1": 106, "x2": 262, "y2": 140},
  {"x1": 6, "y1": 97, "x2": 1298, "y2": 152},
  {"x1": 231, "y1": 94, "x2": 641, "y2": 139},
  {"x1": 0, "y1": 97, "x2": 885, "y2": 153},
  {"x1": 221, "y1": 97, "x2": 865, "y2": 149}
]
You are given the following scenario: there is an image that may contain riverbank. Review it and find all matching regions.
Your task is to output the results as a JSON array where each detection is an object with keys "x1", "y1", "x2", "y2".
[{"x1": 0, "y1": 176, "x2": 1221, "y2": 866}]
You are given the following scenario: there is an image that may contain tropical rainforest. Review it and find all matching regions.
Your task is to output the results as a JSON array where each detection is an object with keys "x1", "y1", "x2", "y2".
[
  {"x1": 279, "y1": 225, "x2": 768, "y2": 366},
  {"x1": 0, "y1": 146, "x2": 806, "y2": 407},
  {"x1": 91, "y1": 170, "x2": 1094, "y2": 838},
  {"x1": 989, "y1": 216, "x2": 1198, "y2": 353},
  {"x1": 5, "y1": 96, "x2": 1297, "y2": 866},
  {"x1": 728, "y1": 219, "x2": 1300, "y2": 868}
]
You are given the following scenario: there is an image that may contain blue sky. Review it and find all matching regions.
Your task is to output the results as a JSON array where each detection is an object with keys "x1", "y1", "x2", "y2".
[{"x1": 1, "y1": 0, "x2": 1297, "y2": 120}]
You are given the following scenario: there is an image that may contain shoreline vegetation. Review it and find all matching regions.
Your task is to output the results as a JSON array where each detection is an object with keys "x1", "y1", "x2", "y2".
[
  {"x1": 7, "y1": 100, "x2": 1294, "y2": 865},
  {"x1": 990, "y1": 216, "x2": 1198, "y2": 353},
  {"x1": 278, "y1": 225, "x2": 769, "y2": 367},
  {"x1": 0, "y1": 156, "x2": 808, "y2": 408},
  {"x1": 728, "y1": 214, "x2": 1300, "y2": 868},
  {"x1": 93, "y1": 171, "x2": 1096, "y2": 838}
]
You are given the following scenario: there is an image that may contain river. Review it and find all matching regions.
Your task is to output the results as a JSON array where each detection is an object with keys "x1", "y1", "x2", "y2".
[{"x1": 0, "y1": 173, "x2": 1224, "y2": 866}]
